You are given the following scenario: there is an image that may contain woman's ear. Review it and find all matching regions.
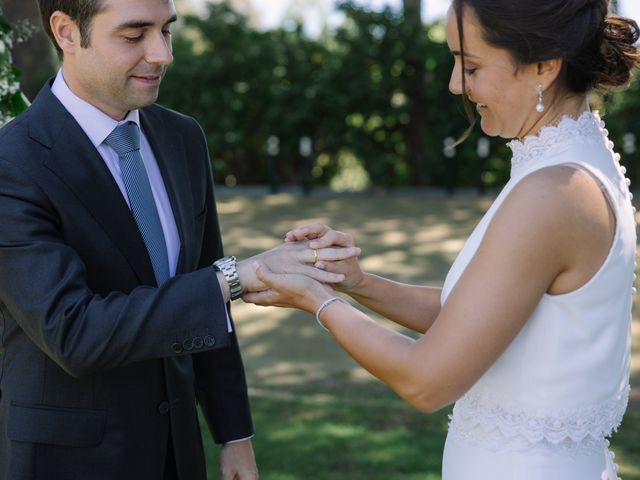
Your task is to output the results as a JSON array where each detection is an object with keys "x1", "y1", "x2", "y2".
[
  {"x1": 49, "y1": 11, "x2": 81, "y2": 57},
  {"x1": 537, "y1": 58, "x2": 563, "y2": 89}
]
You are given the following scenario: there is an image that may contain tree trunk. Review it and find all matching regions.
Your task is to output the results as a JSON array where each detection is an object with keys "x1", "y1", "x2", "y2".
[
  {"x1": 2, "y1": 0, "x2": 57, "y2": 100},
  {"x1": 402, "y1": 0, "x2": 427, "y2": 186}
]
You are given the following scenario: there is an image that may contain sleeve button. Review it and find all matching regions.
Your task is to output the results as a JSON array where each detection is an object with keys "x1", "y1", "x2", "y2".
[
  {"x1": 158, "y1": 401, "x2": 170, "y2": 415},
  {"x1": 182, "y1": 338, "x2": 194, "y2": 351},
  {"x1": 172, "y1": 342, "x2": 183, "y2": 354},
  {"x1": 193, "y1": 336, "x2": 204, "y2": 349},
  {"x1": 204, "y1": 335, "x2": 215, "y2": 347}
]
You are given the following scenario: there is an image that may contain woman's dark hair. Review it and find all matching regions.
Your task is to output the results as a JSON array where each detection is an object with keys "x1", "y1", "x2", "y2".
[
  {"x1": 38, "y1": 0, "x2": 106, "y2": 58},
  {"x1": 452, "y1": 0, "x2": 640, "y2": 136}
]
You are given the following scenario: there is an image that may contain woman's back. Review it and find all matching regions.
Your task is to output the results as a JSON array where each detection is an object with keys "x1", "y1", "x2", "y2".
[{"x1": 442, "y1": 112, "x2": 635, "y2": 479}]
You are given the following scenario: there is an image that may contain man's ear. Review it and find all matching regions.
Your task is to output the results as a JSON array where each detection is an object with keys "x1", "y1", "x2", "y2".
[{"x1": 49, "y1": 11, "x2": 81, "y2": 56}]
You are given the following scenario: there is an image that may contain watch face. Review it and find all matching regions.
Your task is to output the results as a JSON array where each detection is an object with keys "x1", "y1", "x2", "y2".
[{"x1": 215, "y1": 256, "x2": 231, "y2": 269}]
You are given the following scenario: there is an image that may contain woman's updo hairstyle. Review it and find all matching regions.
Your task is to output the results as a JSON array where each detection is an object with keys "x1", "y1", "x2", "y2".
[{"x1": 452, "y1": 0, "x2": 640, "y2": 93}]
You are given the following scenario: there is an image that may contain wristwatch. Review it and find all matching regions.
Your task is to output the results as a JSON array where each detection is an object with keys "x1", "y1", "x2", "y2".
[{"x1": 213, "y1": 256, "x2": 243, "y2": 301}]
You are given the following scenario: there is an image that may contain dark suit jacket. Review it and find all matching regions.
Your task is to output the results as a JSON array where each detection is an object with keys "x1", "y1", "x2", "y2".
[{"x1": 0, "y1": 81, "x2": 253, "y2": 480}]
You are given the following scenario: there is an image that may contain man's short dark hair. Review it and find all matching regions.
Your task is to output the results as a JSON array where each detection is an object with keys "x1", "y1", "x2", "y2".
[{"x1": 38, "y1": 0, "x2": 106, "y2": 58}]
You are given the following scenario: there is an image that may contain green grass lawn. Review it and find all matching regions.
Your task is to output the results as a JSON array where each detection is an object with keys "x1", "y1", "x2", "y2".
[{"x1": 202, "y1": 193, "x2": 640, "y2": 479}]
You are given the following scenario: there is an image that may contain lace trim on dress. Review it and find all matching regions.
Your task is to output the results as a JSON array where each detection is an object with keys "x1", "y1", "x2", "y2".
[
  {"x1": 448, "y1": 384, "x2": 630, "y2": 452},
  {"x1": 507, "y1": 111, "x2": 607, "y2": 178},
  {"x1": 447, "y1": 420, "x2": 607, "y2": 457}
]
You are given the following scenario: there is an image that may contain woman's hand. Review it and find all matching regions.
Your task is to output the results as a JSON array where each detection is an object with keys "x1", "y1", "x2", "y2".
[
  {"x1": 238, "y1": 239, "x2": 360, "y2": 294},
  {"x1": 242, "y1": 262, "x2": 335, "y2": 314},
  {"x1": 285, "y1": 223, "x2": 353, "y2": 247},
  {"x1": 285, "y1": 224, "x2": 365, "y2": 294}
]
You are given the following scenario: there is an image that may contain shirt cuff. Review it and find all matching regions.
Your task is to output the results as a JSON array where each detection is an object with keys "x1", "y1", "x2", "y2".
[{"x1": 225, "y1": 434, "x2": 254, "y2": 445}]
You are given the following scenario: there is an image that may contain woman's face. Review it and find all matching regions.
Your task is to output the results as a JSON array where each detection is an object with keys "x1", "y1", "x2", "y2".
[{"x1": 445, "y1": 4, "x2": 541, "y2": 139}]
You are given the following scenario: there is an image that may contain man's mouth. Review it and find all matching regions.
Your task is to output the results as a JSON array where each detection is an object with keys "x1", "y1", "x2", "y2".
[{"x1": 130, "y1": 74, "x2": 163, "y2": 85}]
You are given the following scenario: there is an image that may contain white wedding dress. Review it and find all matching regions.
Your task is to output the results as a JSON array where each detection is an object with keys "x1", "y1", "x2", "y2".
[{"x1": 441, "y1": 112, "x2": 635, "y2": 480}]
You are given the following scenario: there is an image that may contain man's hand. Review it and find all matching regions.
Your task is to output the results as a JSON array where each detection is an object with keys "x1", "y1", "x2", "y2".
[
  {"x1": 284, "y1": 224, "x2": 366, "y2": 295},
  {"x1": 238, "y1": 240, "x2": 360, "y2": 294},
  {"x1": 243, "y1": 262, "x2": 334, "y2": 313},
  {"x1": 219, "y1": 439, "x2": 259, "y2": 480}
]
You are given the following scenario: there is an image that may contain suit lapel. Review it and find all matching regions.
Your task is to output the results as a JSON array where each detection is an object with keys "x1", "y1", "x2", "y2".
[{"x1": 33, "y1": 85, "x2": 156, "y2": 285}]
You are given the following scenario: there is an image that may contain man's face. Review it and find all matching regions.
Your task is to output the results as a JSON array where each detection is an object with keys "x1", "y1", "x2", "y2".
[{"x1": 64, "y1": 0, "x2": 176, "y2": 120}]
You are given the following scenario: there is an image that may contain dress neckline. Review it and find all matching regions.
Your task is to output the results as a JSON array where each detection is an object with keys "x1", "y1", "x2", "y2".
[{"x1": 507, "y1": 111, "x2": 607, "y2": 178}]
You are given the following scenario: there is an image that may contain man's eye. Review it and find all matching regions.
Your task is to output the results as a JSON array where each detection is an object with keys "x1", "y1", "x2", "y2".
[
  {"x1": 162, "y1": 30, "x2": 172, "y2": 37},
  {"x1": 125, "y1": 35, "x2": 144, "y2": 42},
  {"x1": 464, "y1": 68, "x2": 477, "y2": 75}
]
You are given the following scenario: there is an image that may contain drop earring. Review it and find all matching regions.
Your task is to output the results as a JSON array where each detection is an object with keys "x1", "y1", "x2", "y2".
[{"x1": 536, "y1": 84, "x2": 545, "y2": 113}]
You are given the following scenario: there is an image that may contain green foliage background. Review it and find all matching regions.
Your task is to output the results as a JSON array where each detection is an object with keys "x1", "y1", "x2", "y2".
[
  {"x1": 158, "y1": 1, "x2": 640, "y2": 190},
  {"x1": 1, "y1": 2, "x2": 638, "y2": 190},
  {"x1": 0, "y1": 12, "x2": 29, "y2": 126}
]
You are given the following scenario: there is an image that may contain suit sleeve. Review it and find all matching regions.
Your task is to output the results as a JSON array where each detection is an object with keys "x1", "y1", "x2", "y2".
[
  {"x1": 0, "y1": 154, "x2": 232, "y2": 379},
  {"x1": 188, "y1": 118, "x2": 254, "y2": 444}
]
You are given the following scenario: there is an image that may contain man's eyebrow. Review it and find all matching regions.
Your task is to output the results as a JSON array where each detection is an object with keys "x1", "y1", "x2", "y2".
[
  {"x1": 115, "y1": 15, "x2": 177, "y2": 31},
  {"x1": 450, "y1": 50, "x2": 481, "y2": 58}
]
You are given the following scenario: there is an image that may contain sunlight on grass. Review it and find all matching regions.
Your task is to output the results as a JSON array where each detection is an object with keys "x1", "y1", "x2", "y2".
[
  {"x1": 317, "y1": 423, "x2": 369, "y2": 439},
  {"x1": 215, "y1": 198, "x2": 246, "y2": 214},
  {"x1": 251, "y1": 361, "x2": 337, "y2": 386},
  {"x1": 621, "y1": 464, "x2": 640, "y2": 477},
  {"x1": 379, "y1": 230, "x2": 409, "y2": 246},
  {"x1": 210, "y1": 194, "x2": 640, "y2": 480},
  {"x1": 264, "y1": 194, "x2": 299, "y2": 207}
]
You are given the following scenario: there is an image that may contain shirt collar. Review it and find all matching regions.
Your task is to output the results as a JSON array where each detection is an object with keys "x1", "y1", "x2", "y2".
[{"x1": 51, "y1": 69, "x2": 141, "y2": 148}]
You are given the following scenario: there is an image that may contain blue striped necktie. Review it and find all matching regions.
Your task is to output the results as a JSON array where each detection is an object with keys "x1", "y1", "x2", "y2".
[{"x1": 104, "y1": 122, "x2": 170, "y2": 285}]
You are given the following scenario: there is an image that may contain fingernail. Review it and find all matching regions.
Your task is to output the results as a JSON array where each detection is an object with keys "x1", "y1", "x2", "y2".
[{"x1": 252, "y1": 261, "x2": 260, "y2": 270}]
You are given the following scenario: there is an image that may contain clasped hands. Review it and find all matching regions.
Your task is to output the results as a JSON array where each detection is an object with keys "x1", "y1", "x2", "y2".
[{"x1": 236, "y1": 224, "x2": 363, "y2": 315}]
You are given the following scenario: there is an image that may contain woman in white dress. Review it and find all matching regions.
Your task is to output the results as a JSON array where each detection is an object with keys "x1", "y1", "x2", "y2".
[{"x1": 244, "y1": 1, "x2": 639, "y2": 478}]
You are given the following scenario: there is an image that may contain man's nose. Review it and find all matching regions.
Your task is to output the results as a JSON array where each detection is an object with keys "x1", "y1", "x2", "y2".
[{"x1": 146, "y1": 31, "x2": 173, "y2": 66}]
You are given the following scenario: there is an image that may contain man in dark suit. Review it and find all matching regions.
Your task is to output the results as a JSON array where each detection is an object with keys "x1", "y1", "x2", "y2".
[{"x1": 0, "y1": 0, "x2": 351, "y2": 478}]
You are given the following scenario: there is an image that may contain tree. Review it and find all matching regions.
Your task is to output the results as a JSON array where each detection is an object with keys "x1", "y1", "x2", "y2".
[
  {"x1": 0, "y1": 12, "x2": 30, "y2": 127},
  {"x1": 160, "y1": 3, "x2": 343, "y2": 185},
  {"x1": 1, "y1": 1, "x2": 55, "y2": 100},
  {"x1": 156, "y1": 1, "x2": 639, "y2": 191},
  {"x1": 601, "y1": 74, "x2": 640, "y2": 186},
  {"x1": 402, "y1": 0, "x2": 427, "y2": 185},
  {"x1": 158, "y1": 1, "x2": 499, "y2": 189},
  {"x1": 609, "y1": 0, "x2": 619, "y2": 14}
]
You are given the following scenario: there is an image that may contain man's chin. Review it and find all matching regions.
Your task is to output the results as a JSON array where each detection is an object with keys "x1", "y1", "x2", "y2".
[{"x1": 127, "y1": 89, "x2": 161, "y2": 110}]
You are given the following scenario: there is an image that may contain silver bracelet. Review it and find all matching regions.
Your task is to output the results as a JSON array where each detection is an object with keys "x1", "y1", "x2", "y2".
[{"x1": 315, "y1": 296, "x2": 347, "y2": 330}]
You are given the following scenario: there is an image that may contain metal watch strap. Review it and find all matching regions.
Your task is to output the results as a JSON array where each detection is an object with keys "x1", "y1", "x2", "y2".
[{"x1": 213, "y1": 256, "x2": 243, "y2": 301}]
